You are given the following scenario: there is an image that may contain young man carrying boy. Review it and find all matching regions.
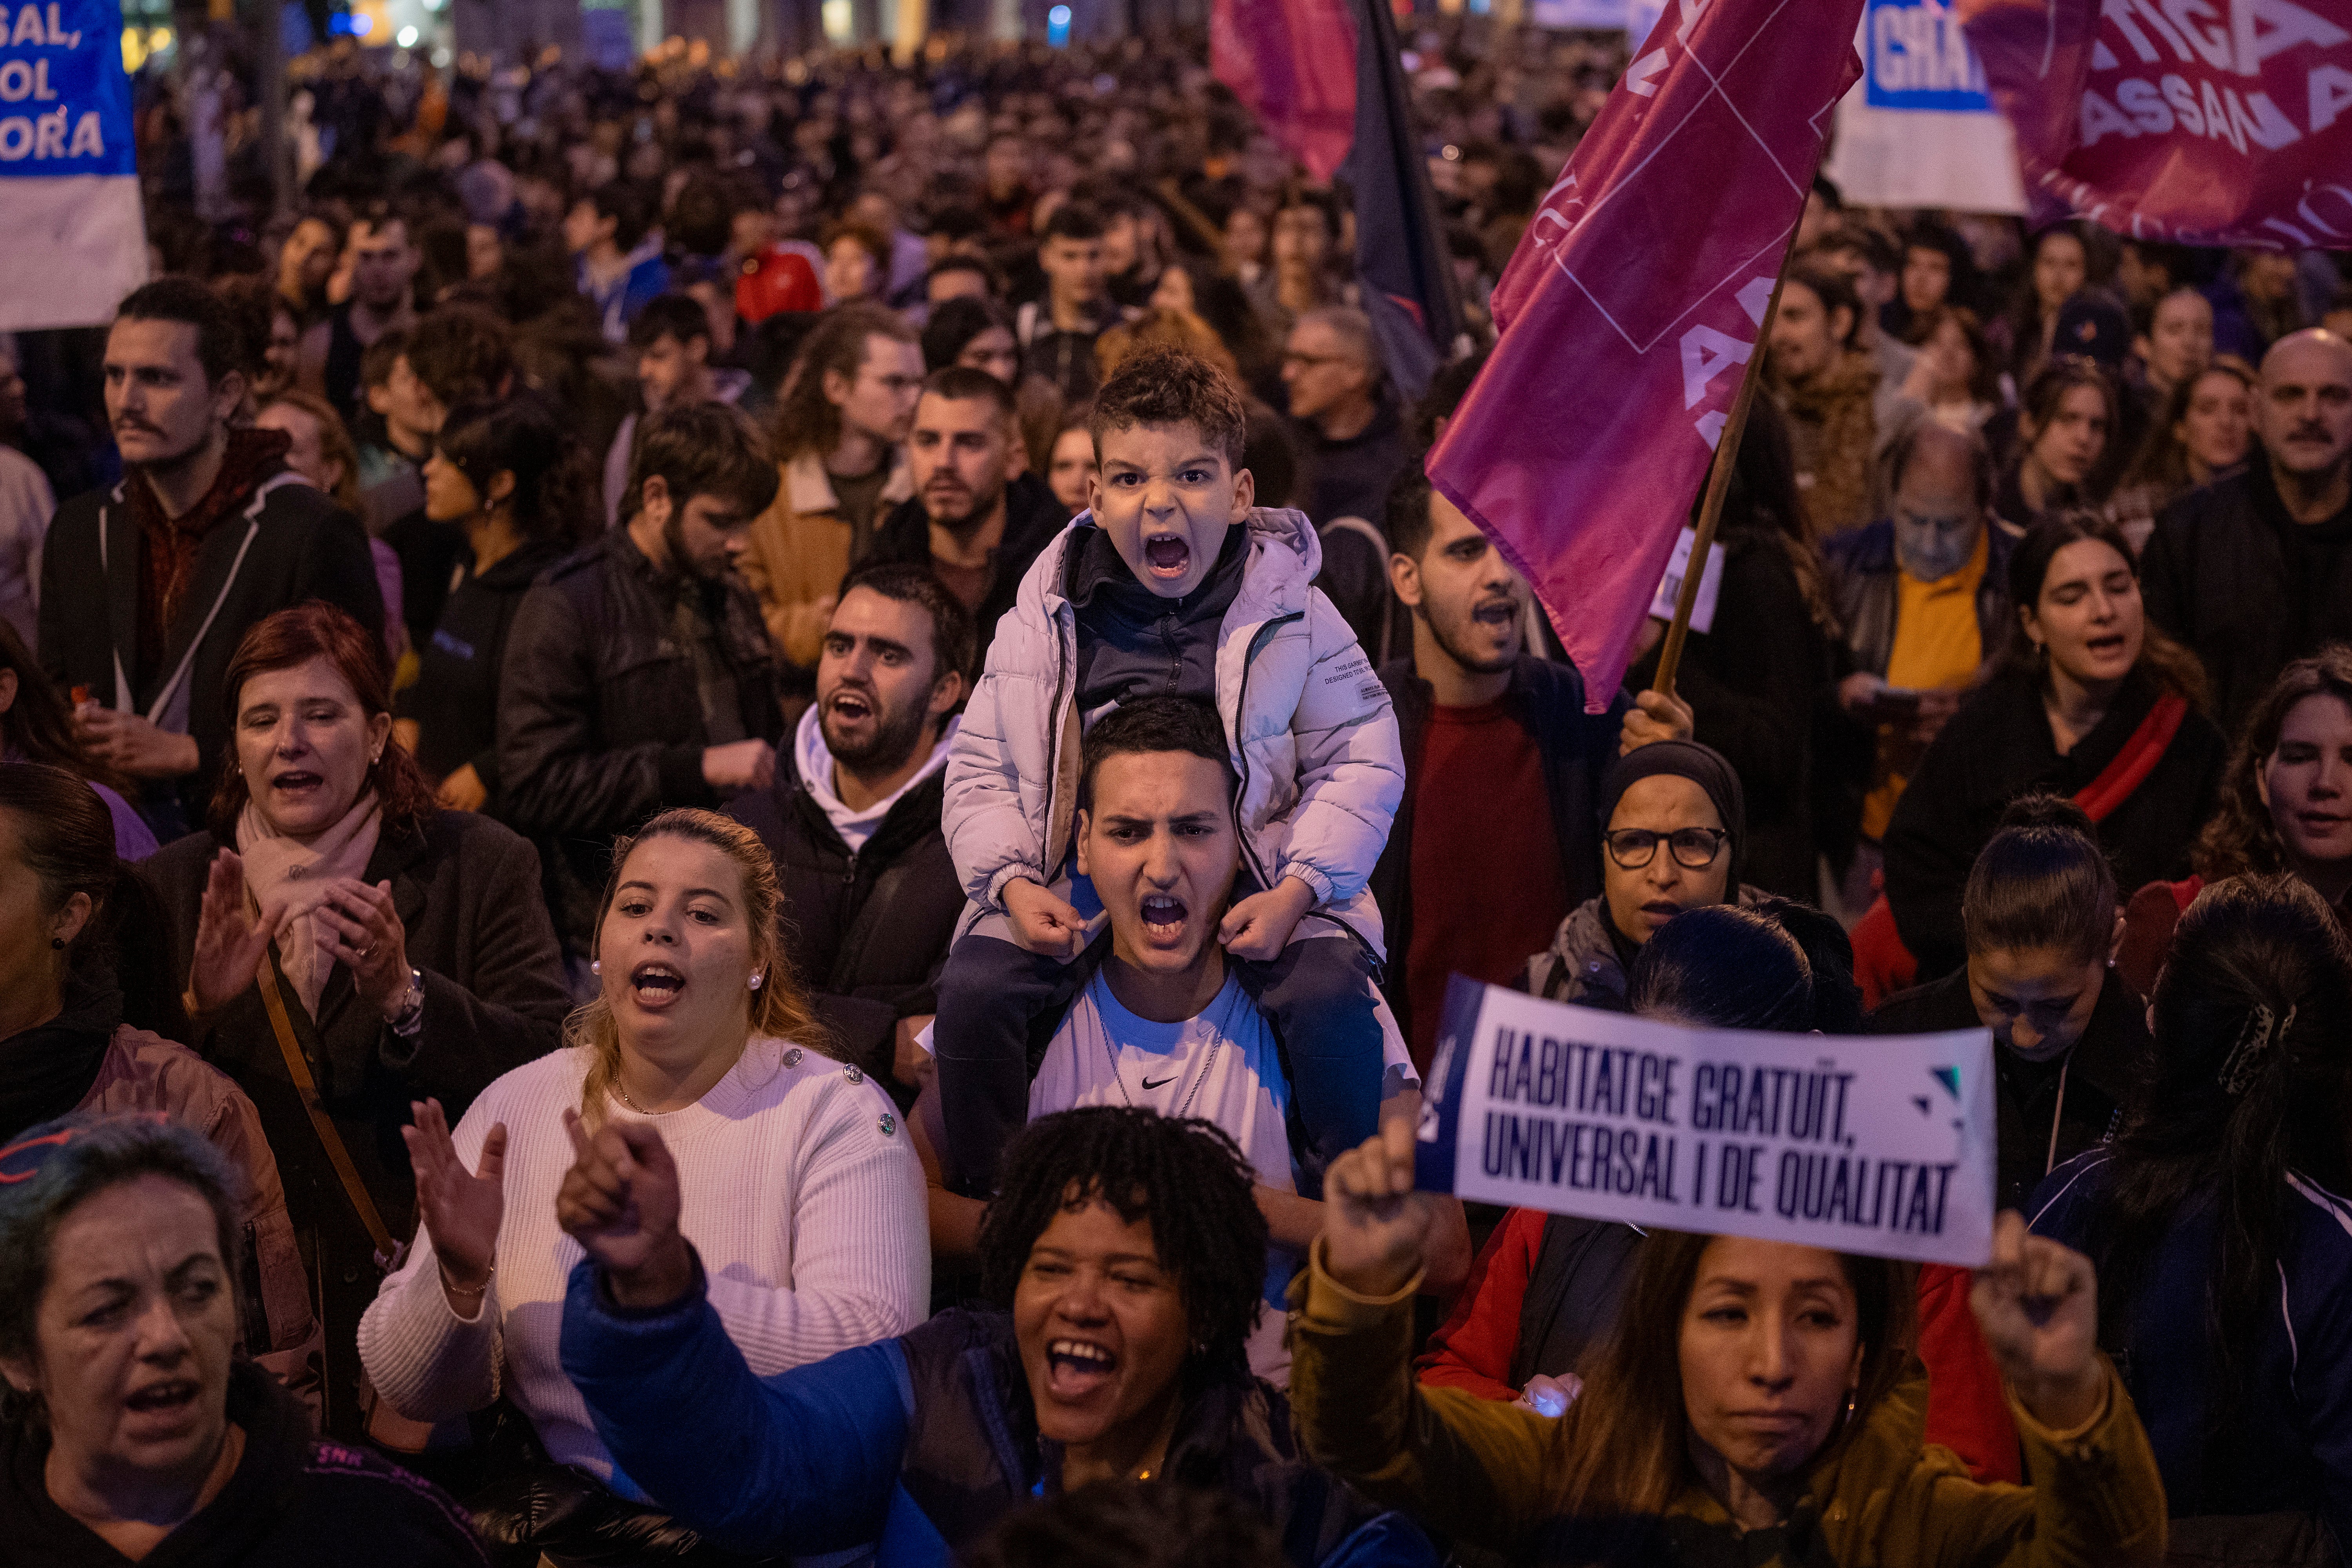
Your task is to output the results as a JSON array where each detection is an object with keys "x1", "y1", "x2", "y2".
[
  {"x1": 935, "y1": 348, "x2": 1405, "y2": 1197},
  {"x1": 916, "y1": 697, "x2": 1463, "y2": 1381}
]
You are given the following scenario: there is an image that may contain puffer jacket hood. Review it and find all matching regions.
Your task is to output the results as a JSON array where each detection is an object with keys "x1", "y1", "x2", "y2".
[{"x1": 944, "y1": 505, "x2": 1405, "y2": 956}]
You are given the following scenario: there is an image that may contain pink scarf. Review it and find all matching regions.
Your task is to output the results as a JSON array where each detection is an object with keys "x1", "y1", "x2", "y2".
[{"x1": 237, "y1": 793, "x2": 383, "y2": 1018}]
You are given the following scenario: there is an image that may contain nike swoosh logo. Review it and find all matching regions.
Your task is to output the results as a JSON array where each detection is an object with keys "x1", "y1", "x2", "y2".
[{"x1": 1140, "y1": 1074, "x2": 1177, "y2": 1091}]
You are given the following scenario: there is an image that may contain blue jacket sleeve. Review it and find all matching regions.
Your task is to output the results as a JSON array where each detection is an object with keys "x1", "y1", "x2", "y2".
[{"x1": 559, "y1": 1255, "x2": 912, "y2": 1555}]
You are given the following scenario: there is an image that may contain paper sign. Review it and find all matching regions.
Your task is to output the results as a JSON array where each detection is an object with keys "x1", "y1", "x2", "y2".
[
  {"x1": 1825, "y1": 0, "x2": 2027, "y2": 214},
  {"x1": 1646, "y1": 525, "x2": 1726, "y2": 637},
  {"x1": 1416, "y1": 977, "x2": 1996, "y2": 1267},
  {"x1": 0, "y1": 0, "x2": 147, "y2": 330}
]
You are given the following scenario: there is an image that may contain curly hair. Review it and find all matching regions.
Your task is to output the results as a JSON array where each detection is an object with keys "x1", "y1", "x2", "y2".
[
  {"x1": 1089, "y1": 347, "x2": 1248, "y2": 470},
  {"x1": 977, "y1": 1108, "x2": 1269, "y2": 1388},
  {"x1": 2193, "y1": 646, "x2": 2352, "y2": 881}
]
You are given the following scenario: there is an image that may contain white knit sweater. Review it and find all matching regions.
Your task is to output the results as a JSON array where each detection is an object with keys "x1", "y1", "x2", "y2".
[{"x1": 357, "y1": 1037, "x2": 928, "y2": 1486}]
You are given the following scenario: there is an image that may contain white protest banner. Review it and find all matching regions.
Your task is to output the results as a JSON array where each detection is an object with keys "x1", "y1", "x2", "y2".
[
  {"x1": 1822, "y1": 0, "x2": 2026, "y2": 214},
  {"x1": 1645, "y1": 524, "x2": 1725, "y2": 637},
  {"x1": 0, "y1": 0, "x2": 146, "y2": 330},
  {"x1": 1416, "y1": 976, "x2": 1996, "y2": 1267}
]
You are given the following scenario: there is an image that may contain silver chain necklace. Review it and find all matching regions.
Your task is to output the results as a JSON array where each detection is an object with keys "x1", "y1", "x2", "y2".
[{"x1": 1103, "y1": 976, "x2": 1245, "y2": 1120}]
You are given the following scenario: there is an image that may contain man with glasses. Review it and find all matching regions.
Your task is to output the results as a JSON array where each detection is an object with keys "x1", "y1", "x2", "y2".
[
  {"x1": 1821, "y1": 419, "x2": 2012, "y2": 920},
  {"x1": 1282, "y1": 307, "x2": 1410, "y2": 536},
  {"x1": 1370, "y1": 468, "x2": 1691, "y2": 1070}
]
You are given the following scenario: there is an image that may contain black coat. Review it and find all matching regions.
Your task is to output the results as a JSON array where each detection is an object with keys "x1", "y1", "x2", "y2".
[
  {"x1": 1627, "y1": 530, "x2": 1836, "y2": 899},
  {"x1": 39, "y1": 474, "x2": 385, "y2": 818},
  {"x1": 859, "y1": 471, "x2": 1066, "y2": 668},
  {"x1": 1371, "y1": 655, "x2": 1626, "y2": 1035},
  {"x1": 1882, "y1": 666, "x2": 2227, "y2": 981},
  {"x1": 2140, "y1": 463, "x2": 2352, "y2": 740},
  {"x1": 1871, "y1": 964, "x2": 2147, "y2": 1213},
  {"x1": 0, "y1": 1361, "x2": 486, "y2": 1567},
  {"x1": 144, "y1": 810, "x2": 569, "y2": 1436},
  {"x1": 497, "y1": 530, "x2": 785, "y2": 950},
  {"x1": 725, "y1": 745, "x2": 963, "y2": 1107},
  {"x1": 394, "y1": 536, "x2": 570, "y2": 806}
]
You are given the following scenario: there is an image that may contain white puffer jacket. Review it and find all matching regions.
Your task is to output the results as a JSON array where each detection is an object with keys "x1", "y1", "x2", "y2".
[{"x1": 944, "y1": 507, "x2": 1405, "y2": 956}]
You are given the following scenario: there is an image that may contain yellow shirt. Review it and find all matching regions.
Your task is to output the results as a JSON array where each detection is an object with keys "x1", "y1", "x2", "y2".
[{"x1": 1862, "y1": 526, "x2": 1989, "y2": 840}]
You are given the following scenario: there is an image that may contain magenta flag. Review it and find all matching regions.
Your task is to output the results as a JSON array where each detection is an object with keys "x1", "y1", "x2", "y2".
[
  {"x1": 1960, "y1": 0, "x2": 2352, "y2": 246},
  {"x1": 1428, "y1": 0, "x2": 1865, "y2": 713},
  {"x1": 1211, "y1": 0, "x2": 1359, "y2": 183}
]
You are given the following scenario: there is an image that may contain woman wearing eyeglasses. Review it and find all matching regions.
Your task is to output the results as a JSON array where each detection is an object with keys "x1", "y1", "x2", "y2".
[{"x1": 1522, "y1": 741, "x2": 1753, "y2": 1011}]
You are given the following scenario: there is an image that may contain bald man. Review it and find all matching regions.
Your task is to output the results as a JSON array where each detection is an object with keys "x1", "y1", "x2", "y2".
[{"x1": 2142, "y1": 328, "x2": 2352, "y2": 732}]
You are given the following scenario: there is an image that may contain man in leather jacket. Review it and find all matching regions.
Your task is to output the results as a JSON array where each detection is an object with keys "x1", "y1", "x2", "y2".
[{"x1": 498, "y1": 402, "x2": 786, "y2": 960}]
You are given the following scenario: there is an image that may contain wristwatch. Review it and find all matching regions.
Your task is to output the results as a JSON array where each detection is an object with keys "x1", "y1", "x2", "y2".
[{"x1": 387, "y1": 967, "x2": 426, "y2": 1038}]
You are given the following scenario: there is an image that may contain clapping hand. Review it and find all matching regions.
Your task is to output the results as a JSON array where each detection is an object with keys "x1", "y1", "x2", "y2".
[
  {"x1": 187, "y1": 851, "x2": 283, "y2": 1018},
  {"x1": 557, "y1": 1110, "x2": 693, "y2": 1309},
  {"x1": 403, "y1": 1098, "x2": 503, "y2": 1312}
]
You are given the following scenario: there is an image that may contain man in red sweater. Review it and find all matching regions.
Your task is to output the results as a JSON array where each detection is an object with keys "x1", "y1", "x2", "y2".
[{"x1": 1367, "y1": 468, "x2": 1690, "y2": 1072}]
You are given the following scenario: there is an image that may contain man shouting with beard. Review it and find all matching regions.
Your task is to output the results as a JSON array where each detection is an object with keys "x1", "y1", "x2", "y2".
[
  {"x1": 1367, "y1": 469, "x2": 1692, "y2": 1072},
  {"x1": 728, "y1": 563, "x2": 975, "y2": 1104}
]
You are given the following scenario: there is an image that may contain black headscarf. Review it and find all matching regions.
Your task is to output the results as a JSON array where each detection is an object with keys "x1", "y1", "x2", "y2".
[{"x1": 1597, "y1": 739, "x2": 1748, "y2": 892}]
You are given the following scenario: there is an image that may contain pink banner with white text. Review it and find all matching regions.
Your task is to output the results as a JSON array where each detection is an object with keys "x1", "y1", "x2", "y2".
[
  {"x1": 1428, "y1": 0, "x2": 1864, "y2": 712},
  {"x1": 1960, "y1": 0, "x2": 2352, "y2": 247}
]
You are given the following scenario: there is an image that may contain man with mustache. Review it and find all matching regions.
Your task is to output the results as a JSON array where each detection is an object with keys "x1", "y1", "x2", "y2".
[
  {"x1": 39, "y1": 278, "x2": 384, "y2": 835},
  {"x1": 726, "y1": 564, "x2": 973, "y2": 1103},
  {"x1": 2142, "y1": 328, "x2": 2352, "y2": 735},
  {"x1": 860, "y1": 367, "x2": 1063, "y2": 663},
  {"x1": 1367, "y1": 469, "x2": 1691, "y2": 1073}
]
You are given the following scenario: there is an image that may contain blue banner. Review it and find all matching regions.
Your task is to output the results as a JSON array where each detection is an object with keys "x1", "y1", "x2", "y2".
[
  {"x1": 0, "y1": 0, "x2": 134, "y2": 178},
  {"x1": 1862, "y1": 0, "x2": 1991, "y2": 111}
]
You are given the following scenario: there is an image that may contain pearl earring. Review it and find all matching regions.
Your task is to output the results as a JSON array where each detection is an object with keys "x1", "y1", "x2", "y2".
[
  {"x1": 749, "y1": 973, "x2": 763, "y2": 991},
  {"x1": 590, "y1": 960, "x2": 601, "y2": 975}
]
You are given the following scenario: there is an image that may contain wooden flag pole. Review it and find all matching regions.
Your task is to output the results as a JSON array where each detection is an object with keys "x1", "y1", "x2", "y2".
[{"x1": 1652, "y1": 240, "x2": 1801, "y2": 702}]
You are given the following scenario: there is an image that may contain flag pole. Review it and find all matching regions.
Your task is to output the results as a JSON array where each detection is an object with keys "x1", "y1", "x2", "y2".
[{"x1": 1652, "y1": 228, "x2": 1804, "y2": 702}]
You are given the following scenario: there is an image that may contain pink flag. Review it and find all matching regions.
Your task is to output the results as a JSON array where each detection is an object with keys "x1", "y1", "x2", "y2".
[
  {"x1": 1428, "y1": 0, "x2": 1865, "y2": 713},
  {"x1": 1960, "y1": 0, "x2": 2352, "y2": 246},
  {"x1": 1210, "y1": 0, "x2": 1359, "y2": 183}
]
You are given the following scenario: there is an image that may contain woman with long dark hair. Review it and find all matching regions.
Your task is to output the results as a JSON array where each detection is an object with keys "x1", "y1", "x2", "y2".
[
  {"x1": 394, "y1": 394, "x2": 590, "y2": 815},
  {"x1": 2105, "y1": 359, "x2": 2254, "y2": 552},
  {"x1": 2033, "y1": 875, "x2": 2352, "y2": 1553},
  {"x1": 144, "y1": 603, "x2": 570, "y2": 1437},
  {"x1": 1884, "y1": 511, "x2": 2226, "y2": 979},
  {"x1": 2116, "y1": 644, "x2": 2352, "y2": 997},
  {"x1": 1292, "y1": 1116, "x2": 2162, "y2": 1563},
  {"x1": 1998, "y1": 224, "x2": 2097, "y2": 387}
]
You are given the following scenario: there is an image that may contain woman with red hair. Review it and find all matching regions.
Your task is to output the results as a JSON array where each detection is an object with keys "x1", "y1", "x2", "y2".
[{"x1": 142, "y1": 602, "x2": 570, "y2": 1439}]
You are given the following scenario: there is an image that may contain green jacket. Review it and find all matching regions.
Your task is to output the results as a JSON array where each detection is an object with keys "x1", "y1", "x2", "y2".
[{"x1": 1287, "y1": 1248, "x2": 2166, "y2": 1566}]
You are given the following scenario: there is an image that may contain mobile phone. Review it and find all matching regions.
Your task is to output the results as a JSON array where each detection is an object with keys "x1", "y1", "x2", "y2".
[{"x1": 1878, "y1": 686, "x2": 1924, "y2": 715}]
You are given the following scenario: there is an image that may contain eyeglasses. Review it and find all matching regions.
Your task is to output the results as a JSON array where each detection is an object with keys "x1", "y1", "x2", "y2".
[
  {"x1": 1604, "y1": 827, "x2": 1730, "y2": 871},
  {"x1": 1280, "y1": 351, "x2": 1352, "y2": 370}
]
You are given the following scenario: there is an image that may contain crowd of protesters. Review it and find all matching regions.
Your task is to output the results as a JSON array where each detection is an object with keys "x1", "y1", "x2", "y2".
[{"x1": 0, "y1": 14, "x2": 2348, "y2": 1567}]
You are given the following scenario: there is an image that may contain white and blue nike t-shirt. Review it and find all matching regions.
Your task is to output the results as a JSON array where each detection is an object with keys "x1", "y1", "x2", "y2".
[{"x1": 1028, "y1": 967, "x2": 1416, "y2": 1385}]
